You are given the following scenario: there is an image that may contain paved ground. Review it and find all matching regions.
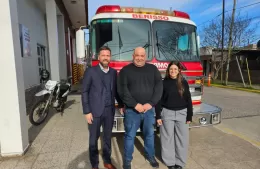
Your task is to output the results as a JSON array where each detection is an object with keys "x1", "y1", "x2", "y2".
[
  {"x1": 202, "y1": 87, "x2": 260, "y2": 148},
  {"x1": 202, "y1": 87, "x2": 260, "y2": 119},
  {"x1": 0, "y1": 87, "x2": 260, "y2": 169},
  {"x1": 215, "y1": 117, "x2": 260, "y2": 149}
]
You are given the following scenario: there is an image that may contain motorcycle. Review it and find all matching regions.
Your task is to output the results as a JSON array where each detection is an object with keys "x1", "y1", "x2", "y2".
[{"x1": 29, "y1": 69, "x2": 72, "y2": 126}]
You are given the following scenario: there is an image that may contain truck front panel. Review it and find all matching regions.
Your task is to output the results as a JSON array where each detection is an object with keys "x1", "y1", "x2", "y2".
[{"x1": 88, "y1": 6, "x2": 221, "y2": 132}]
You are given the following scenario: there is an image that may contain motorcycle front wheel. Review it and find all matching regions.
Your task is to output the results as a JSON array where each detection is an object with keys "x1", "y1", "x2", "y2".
[{"x1": 29, "y1": 98, "x2": 50, "y2": 126}]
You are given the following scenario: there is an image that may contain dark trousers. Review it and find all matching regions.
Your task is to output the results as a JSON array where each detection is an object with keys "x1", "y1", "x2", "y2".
[{"x1": 88, "y1": 106, "x2": 114, "y2": 168}]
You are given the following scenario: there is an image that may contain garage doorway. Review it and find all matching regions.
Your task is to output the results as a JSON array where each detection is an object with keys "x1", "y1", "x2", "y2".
[{"x1": 37, "y1": 44, "x2": 47, "y2": 83}]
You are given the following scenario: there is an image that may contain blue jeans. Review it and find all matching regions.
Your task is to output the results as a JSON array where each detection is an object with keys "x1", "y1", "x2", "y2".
[{"x1": 123, "y1": 108, "x2": 155, "y2": 163}]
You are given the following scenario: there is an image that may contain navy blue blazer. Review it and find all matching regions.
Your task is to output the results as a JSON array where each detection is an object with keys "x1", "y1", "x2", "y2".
[{"x1": 81, "y1": 65, "x2": 123, "y2": 117}]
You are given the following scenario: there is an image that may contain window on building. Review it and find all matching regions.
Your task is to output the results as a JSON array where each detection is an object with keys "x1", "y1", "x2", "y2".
[{"x1": 37, "y1": 44, "x2": 47, "y2": 83}]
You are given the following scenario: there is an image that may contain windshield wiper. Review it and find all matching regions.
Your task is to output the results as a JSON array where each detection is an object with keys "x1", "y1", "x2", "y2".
[
  {"x1": 112, "y1": 30, "x2": 151, "y2": 57},
  {"x1": 156, "y1": 31, "x2": 161, "y2": 58},
  {"x1": 111, "y1": 42, "x2": 151, "y2": 56},
  {"x1": 155, "y1": 31, "x2": 180, "y2": 61}
]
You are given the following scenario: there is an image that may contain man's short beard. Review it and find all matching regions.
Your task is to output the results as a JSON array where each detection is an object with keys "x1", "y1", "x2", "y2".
[{"x1": 100, "y1": 61, "x2": 109, "y2": 68}]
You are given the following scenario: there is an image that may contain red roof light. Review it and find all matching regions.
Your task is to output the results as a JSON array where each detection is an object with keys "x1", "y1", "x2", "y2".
[
  {"x1": 174, "y1": 10, "x2": 190, "y2": 19},
  {"x1": 96, "y1": 5, "x2": 121, "y2": 14},
  {"x1": 95, "y1": 5, "x2": 190, "y2": 20}
]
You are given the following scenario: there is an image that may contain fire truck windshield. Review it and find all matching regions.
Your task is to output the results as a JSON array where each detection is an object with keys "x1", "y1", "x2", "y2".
[
  {"x1": 153, "y1": 21, "x2": 200, "y2": 61},
  {"x1": 90, "y1": 19, "x2": 152, "y2": 61}
]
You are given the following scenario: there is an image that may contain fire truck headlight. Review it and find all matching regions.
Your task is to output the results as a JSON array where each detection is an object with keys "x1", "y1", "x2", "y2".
[
  {"x1": 211, "y1": 113, "x2": 220, "y2": 124},
  {"x1": 195, "y1": 79, "x2": 201, "y2": 84},
  {"x1": 199, "y1": 117, "x2": 207, "y2": 125}
]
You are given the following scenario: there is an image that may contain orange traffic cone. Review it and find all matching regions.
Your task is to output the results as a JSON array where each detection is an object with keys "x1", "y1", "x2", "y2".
[{"x1": 208, "y1": 73, "x2": 211, "y2": 87}]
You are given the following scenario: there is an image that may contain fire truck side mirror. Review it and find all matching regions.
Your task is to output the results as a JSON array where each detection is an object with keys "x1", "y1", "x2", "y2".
[
  {"x1": 197, "y1": 35, "x2": 200, "y2": 49},
  {"x1": 197, "y1": 35, "x2": 200, "y2": 56},
  {"x1": 86, "y1": 44, "x2": 91, "y2": 67},
  {"x1": 76, "y1": 29, "x2": 85, "y2": 59}
]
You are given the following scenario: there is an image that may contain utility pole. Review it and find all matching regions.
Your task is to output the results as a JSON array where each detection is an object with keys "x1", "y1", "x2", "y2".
[
  {"x1": 225, "y1": 0, "x2": 236, "y2": 85},
  {"x1": 220, "y1": 0, "x2": 225, "y2": 84}
]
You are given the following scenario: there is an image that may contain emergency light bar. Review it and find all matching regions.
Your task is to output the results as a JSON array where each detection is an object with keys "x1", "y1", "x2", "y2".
[{"x1": 96, "y1": 5, "x2": 190, "y2": 19}]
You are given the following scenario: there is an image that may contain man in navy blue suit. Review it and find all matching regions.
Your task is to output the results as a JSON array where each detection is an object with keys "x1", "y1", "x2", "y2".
[{"x1": 81, "y1": 46, "x2": 123, "y2": 169}]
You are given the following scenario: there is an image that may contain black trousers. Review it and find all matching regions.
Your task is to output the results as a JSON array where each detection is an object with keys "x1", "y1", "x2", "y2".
[{"x1": 88, "y1": 106, "x2": 114, "y2": 168}]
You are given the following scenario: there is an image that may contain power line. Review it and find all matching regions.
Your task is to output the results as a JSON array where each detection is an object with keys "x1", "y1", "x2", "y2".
[
  {"x1": 197, "y1": 1, "x2": 260, "y2": 27},
  {"x1": 198, "y1": 15, "x2": 260, "y2": 27},
  {"x1": 189, "y1": 2, "x2": 224, "y2": 15},
  {"x1": 230, "y1": 1, "x2": 260, "y2": 11},
  {"x1": 252, "y1": 16, "x2": 260, "y2": 19}
]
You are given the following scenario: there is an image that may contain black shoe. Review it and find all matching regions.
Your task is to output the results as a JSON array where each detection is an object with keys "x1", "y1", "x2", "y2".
[
  {"x1": 123, "y1": 161, "x2": 131, "y2": 169},
  {"x1": 146, "y1": 157, "x2": 159, "y2": 168},
  {"x1": 174, "y1": 165, "x2": 183, "y2": 169},
  {"x1": 167, "y1": 166, "x2": 175, "y2": 169}
]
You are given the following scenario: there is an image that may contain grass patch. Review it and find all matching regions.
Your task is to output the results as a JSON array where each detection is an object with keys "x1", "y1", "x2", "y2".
[{"x1": 203, "y1": 81, "x2": 260, "y2": 93}]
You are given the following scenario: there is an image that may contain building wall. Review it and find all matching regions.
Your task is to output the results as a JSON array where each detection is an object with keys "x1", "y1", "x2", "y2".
[
  {"x1": 200, "y1": 48, "x2": 260, "y2": 84},
  {"x1": 57, "y1": 15, "x2": 67, "y2": 80},
  {"x1": 223, "y1": 58, "x2": 260, "y2": 84},
  {"x1": 16, "y1": 0, "x2": 71, "y2": 114},
  {"x1": 16, "y1": 0, "x2": 49, "y2": 115},
  {"x1": 17, "y1": 0, "x2": 48, "y2": 89}
]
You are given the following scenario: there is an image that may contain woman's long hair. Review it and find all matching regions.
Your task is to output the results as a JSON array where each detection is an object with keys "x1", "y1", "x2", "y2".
[{"x1": 165, "y1": 61, "x2": 184, "y2": 97}]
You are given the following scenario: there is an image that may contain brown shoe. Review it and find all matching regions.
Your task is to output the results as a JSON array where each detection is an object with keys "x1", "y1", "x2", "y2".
[{"x1": 104, "y1": 163, "x2": 117, "y2": 169}]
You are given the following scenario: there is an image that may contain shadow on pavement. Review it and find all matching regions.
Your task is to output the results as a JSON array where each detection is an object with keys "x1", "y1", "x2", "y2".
[
  {"x1": 154, "y1": 133, "x2": 163, "y2": 163},
  {"x1": 66, "y1": 121, "x2": 92, "y2": 169},
  {"x1": 114, "y1": 131, "x2": 164, "y2": 164},
  {"x1": 69, "y1": 83, "x2": 82, "y2": 95},
  {"x1": 113, "y1": 133, "x2": 124, "y2": 163},
  {"x1": 134, "y1": 133, "x2": 146, "y2": 157},
  {"x1": 113, "y1": 132, "x2": 145, "y2": 160},
  {"x1": 67, "y1": 150, "x2": 121, "y2": 169},
  {"x1": 28, "y1": 99, "x2": 76, "y2": 144},
  {"x1": 101, "y1": 133, "x2": 124, "y2": 168},
  {"x1": 66, "y1": 150, "x2": 91, "y2": 169},
  {"x1": 28, "y1": 108, "x2": 55, "y2": 143},
  {"x1": 134, "y1": 132, "x2": 163, "y2": 163},
  {"x1": 64, "y1": 99, "x2": 76, "y2": 110}
]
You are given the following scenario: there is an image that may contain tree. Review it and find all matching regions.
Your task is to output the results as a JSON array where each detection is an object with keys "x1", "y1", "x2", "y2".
[
  {"x1": 202, "y1": 12, "x2": 258, "y2": 48},
  {"x1": 201, "y1": 11, "x2": 259, "y2": 80}
]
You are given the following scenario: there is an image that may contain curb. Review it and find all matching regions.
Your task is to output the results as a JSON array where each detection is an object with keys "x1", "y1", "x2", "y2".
[
  {"x1": 208, "y1": 84, "x2": 260, "y2": 93},
  {"x1": 214, "y1": 124, "x2": 260, "y2": 149}
]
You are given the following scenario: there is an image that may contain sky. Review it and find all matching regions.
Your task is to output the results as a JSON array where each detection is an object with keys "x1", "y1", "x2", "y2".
[{"x1": 86, "y1": 0, "x2": 260, "y2": 44}]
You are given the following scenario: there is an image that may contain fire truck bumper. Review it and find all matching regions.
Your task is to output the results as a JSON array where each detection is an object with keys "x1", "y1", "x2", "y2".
[
  {"x1": 188, "y1": 103, "x2": 222, "y2": 128},
  {"x1": 103, "y1": 103, "x2": 221, "y2": 133}
]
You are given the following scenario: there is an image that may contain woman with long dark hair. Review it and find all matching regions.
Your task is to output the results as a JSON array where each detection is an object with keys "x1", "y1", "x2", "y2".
[{"x1": 155, "y1": 61, "x2": 193, "y2": 169}]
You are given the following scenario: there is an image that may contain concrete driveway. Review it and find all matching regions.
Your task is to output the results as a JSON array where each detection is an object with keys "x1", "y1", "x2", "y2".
[
  {"x1": 0, "y1": 88, "x2": 260, "y2": 169},
  {"x1": 203, "y1": 87, "x2": 260, "y2": 149}
]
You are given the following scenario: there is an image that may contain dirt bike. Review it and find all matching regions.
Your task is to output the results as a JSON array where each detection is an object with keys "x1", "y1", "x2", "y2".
[{"x1": 29, "y1": 69, "x2": 72, "y2": 126}]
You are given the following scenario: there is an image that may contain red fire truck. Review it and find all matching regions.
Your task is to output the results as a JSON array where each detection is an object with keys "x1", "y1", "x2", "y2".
[{"x1": 76, "y1": 5, "x2": 221, "y2": 132}]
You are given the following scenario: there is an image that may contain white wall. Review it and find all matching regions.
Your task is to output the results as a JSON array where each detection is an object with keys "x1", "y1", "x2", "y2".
[
  {"x1": 0, "y1": 0, "x2": 29, "y2": 156},
  {"x1": 17, "y1": 0, "x2": 48, "y2": 89}
]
